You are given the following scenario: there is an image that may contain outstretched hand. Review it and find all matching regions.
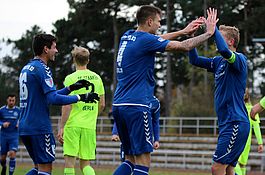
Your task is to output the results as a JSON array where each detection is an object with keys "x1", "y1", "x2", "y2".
[
  {"x1": 69, "y1": 79, "x2": 91, "y2": 91},
  {"x1": 183, "y1": 17, "x2": 204, "y2": 36},
  {"x1": 205, "y1": 8, "x2": 219, "y2": 36}
]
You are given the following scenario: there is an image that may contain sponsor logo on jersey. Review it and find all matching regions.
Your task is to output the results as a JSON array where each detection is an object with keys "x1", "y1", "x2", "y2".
[{"x1": 158, "y1": 37, "x2": 165, "y2": 42}]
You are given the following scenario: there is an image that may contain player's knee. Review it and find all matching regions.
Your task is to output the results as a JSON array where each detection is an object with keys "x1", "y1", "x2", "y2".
[{"x1": 211, "y1": 163, "x2": 225, "y2": 174}]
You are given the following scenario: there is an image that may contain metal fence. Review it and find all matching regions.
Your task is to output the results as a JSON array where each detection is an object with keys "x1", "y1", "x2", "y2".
[
  {"x1": 17, "y1": 116, "x2": 265, "y2": 172},
  {"x1": 94, "y1": 116, "x2": 265, "y2": 136}
]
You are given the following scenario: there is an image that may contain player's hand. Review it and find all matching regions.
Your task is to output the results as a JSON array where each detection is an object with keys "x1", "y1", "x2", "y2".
[
  {"x1": 2, "y1": 122, "x2": 10, "y2": 128},
  {"x1": 69, "y1": 79, "x2": 91, "y2": 91},
  {"x1": 205, "y1": 8, "x2": 219, "y2": 36},
  {"x1": 153, "y1": 141, "x2": 160, "y2": 150},
  {"x1": 79, "y1": 93, "x2": 100, "y2": 103},
  {"x1": 57, "y1": 128, "x2": 64, "y2": 145},
  {"x1": 183, "y1": 17, "x2": 204, "y2": 36},
  {"x1": 111, "y1": 134, "x2": 120, "y2": 142},
  {"x1": 258, "y1": 144, "x2": 264, "y2": 153},
  {"x1": 250, "y1": 103, "x2": 264, "y2": 121}
]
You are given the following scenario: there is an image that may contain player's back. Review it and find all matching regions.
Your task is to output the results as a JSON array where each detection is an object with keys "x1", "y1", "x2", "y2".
[
  {"x1": 113, "y1": 30, "x2": 169, "y2": 106},
  {"x1": 64, "y1": 69, "x2": 104, "y2": 130},
  {"x1": 19, "y1": 59, "x2": 55, "y2": 135}
]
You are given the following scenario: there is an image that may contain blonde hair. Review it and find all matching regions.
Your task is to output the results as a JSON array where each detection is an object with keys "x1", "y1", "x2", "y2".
[
  {"x1": 71, "y1": 46, "x2": 90, "y2": 66},
  {"x1": 219, "y1": 25, "x2": 240, "y2": 48}
]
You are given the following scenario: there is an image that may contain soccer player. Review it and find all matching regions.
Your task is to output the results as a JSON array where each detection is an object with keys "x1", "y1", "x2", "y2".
[
  {"x1": 234, "y1": 88, "x2": 263, "y2": 175},
  {"x1": 0, "y1": 94, "x2": 20, "y2": 175},
  {"x1": 112, "y1": 6, "x2": 218, "y2": 175},
  {"x1": 111, "y1": 96, "x2": 161, "y2": 162},
  {"x1": 19, "y1": 34, "x2": 100, "y2": 175},
  {"x1": 188, "y1": 22, "x2": 250, "y2": 174},
  {"x1": 57, "y1": 46, "x2": 105, "y2": 175},
  {"x1": 250, "y1": 96, "x2": 265, "y2": 120}
]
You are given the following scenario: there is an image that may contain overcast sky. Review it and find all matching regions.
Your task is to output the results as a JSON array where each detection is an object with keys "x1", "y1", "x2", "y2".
[{"x1": 0, "y1": 0, "x2": 69, "y2": 40}]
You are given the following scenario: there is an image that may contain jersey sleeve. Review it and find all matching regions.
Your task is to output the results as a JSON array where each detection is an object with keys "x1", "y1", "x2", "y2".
[
  {"x1": 0, "y1": 108, "x2": 3, "y2": 125},
  {"x1": 36, "y1": 64, "x2": 56, "y2": 94},
  {"x1": 152, "y1": 109, "x2": 160, "y2": 142},
  {"x1": 214, "y1": 27, "x2": 233, "y2": 59},
  {"x1": 145, "y1": 34, "x2": 170, "y2": 53},
  {"x1": 151, "y1": 98, "x2": 160, "y2": 142},
  {"x1": 188, "y1": 48, "x2": 215, "y2": 72},
  {"x1": 112, "y1": 122, "x2": 118, "y2": 135},
  {"x1": 227, "y1": 52, "x2": 248, "y2": 72},
  {"x1": 260, "y1": 96, "x2": 265, "y2": 109},
  {"x1": 253, "y1": 115, "x2": 263, "y2": 144}
]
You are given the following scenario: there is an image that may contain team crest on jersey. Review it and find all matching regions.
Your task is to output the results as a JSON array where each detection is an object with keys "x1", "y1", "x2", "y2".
[
  {"x1": 45, "y1": 78, "x2": 54, "y2": 88},
  {"x1": 13, "y1": 112, "x2": 18, "y2": 117}
]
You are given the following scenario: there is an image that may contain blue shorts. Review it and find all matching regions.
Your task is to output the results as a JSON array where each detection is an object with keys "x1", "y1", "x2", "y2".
[
  {"x1": 113, "y1": 105, "x2": 153, "y2": 155},
  {"x1": 1, "y1": 134, "x2": 19, "y2": 155},
  {"x1": 20, "y1": 134, "x2": 56, "y2": 164},
  {"x1": 213, "y1": 121, "x2": 250, "y2": 166}
]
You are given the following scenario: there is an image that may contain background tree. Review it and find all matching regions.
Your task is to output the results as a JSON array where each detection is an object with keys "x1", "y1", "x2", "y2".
[{"x1": 1, "y1": 0, "x2": 265, "y2": 116}]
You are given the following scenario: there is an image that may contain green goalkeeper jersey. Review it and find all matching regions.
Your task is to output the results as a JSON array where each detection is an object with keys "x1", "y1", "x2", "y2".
[
  {"x1": 260, "y1": 96, "x2": 265, "y2": 109},
  {"x1": 64, "y1": 69, "x2": 104, "y2": 130}
]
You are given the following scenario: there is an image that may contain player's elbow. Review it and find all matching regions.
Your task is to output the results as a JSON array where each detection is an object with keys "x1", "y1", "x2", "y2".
[{"x1": 218, "y1": 49, "x2": 232, "y2": 59}]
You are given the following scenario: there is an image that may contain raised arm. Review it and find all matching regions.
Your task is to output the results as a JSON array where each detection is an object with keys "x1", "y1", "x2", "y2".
[
  {"x1": 252, "y1": 117, "x2": 263, "y2": 153},
  {"x1": 214, "y1": 27, "x2": 232, "y2": 59},
  {"x1": 251, "y1": 97, "x2": 265, "y2": 120},
  {"x1": 160, "y1": 18, "x2": 204, "y2": 40},
  {"x1": 188, "y1": 48, "x2": 213, "y2": 71},
  {"x1": 165, "y1": 8, "x2": 218, "y2": 52}
]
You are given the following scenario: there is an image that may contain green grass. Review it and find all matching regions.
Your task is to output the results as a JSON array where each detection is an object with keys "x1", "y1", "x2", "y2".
[{"x1": 13, "y1": 163, "x2": 210, "y2": 175}]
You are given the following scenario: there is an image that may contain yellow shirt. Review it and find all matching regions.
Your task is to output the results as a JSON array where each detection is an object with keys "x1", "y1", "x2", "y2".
[{"x1": 64, "y1": 69, "x2": 104, "y2": 129}]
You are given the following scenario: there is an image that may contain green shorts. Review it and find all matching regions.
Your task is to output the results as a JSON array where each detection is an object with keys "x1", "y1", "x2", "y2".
[{"x1": 63, "y1": 127, "x2": 96, "y2": 160}]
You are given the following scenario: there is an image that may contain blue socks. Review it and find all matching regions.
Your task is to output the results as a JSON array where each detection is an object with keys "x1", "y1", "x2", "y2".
[
  {"x1": 9, "y1": 158, "x2": 16, "y2": 175},
  {"x1": 134, "y1": 165, "x2": 149, "y2": 175},
  {"x1": 113, "y1": 160, "x2": 134, "y2": 175},
  {"x1": 26, "y1": 168, "x2": 38, "y2": 175}
]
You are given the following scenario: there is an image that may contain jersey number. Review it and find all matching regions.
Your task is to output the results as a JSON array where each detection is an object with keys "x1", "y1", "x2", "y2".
[{"x1": 19, "y1": 72, "x2": 28, "y2": 100}]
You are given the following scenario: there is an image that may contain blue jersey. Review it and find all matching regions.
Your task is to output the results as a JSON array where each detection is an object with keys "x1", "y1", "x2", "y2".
[
  {"x1": 0, "y1": 105, "x2": 20, "y2": 137},
  {"x1": 189, "y1": 27, "x2": 248, "y2": 128},
  {"x1": 19, "y1": 58, "x2": 56, "y2": 135},
  {"x1": 189, "y1": 51, "x2": 248, "y2": 127},
  {"x1": 113, "y1": 30, "x2": 169, "y2": 106}
]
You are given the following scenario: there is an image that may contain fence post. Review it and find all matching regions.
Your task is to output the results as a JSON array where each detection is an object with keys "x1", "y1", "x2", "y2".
[{"x1": 196, "y1": 118, "x2": 199, "y2": 135}]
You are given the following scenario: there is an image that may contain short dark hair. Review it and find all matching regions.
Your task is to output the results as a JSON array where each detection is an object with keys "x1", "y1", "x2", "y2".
[
  {"x1": 32, "y1": 34, "x2": 57, "y2": 56},
  {"x1": 7, "y1": 94, "x2": 15, "y2": 99},
  {"x1": 136, "y1": 5, "x2": 162, "y2": 25}
]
